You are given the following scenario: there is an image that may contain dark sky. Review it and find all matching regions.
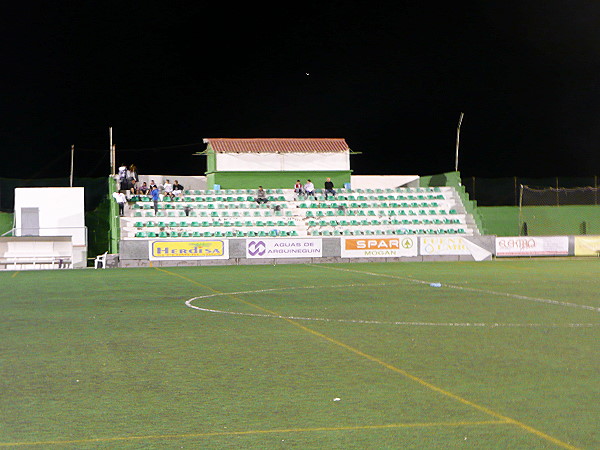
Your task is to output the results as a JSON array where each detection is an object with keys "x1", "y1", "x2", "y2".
[{"x1": 2, "y1": 1, "x2": 600, "y2": 180}]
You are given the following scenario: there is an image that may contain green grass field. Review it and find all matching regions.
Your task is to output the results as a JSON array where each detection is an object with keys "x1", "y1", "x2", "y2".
[{"x1": 1, "y1": 260, "x2": 599, "y2": 449}]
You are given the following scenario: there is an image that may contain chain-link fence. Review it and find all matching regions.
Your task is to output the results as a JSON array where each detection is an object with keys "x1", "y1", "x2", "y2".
[{"x1": 463, "y1": 176, "x2": 599, "y2": 206}]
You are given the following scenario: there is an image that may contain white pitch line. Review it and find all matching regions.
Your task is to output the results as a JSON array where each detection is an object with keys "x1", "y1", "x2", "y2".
[
  {"x1": 185, "y1": 284, "x2": 600, "y2": 328},
  {"x1": 317, "y1": 265, "x2": 600, "y2": 313}
]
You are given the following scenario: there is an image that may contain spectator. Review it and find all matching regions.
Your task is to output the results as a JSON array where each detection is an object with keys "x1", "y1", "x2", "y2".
[
  {"x1": 150, "y1": 184, "x2": 160, "y2": 215},
  {"x1": 173, "y1": 180, "x2": 184, "y2": 197},
  {"x1": 304, "y1": 179, "x2": 317, "y2": 199},
  {"x1": 138, "y1": 181, "x2": 150, "y2": 195},
  {"x1": 128, "y1": 164, "x2": 138, "y2": 194},
  {"x1": 294, "y1": 180, "x2": 304, "y2": 197},
  {"x1": 255, "y1": 186, "x2": 268, "y2": 204},
  {"x1": 163, "y1": 179, "x2": 174, "y2": 199},
  {"x1": 149, "y1": 179, "x2": 158, "y2": 191},
  {"x1": 324, "y1": 177, "x2": 336, "y2": 199},
  {"x1": 112, "y1": 190, "x2": 127, "y2": 216},
  {"x1": 118, "y1": 163, "x2": 127, "y2": 190}
]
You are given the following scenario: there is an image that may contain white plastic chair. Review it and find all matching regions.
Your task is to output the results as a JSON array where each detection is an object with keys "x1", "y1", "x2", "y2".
[{"x1": 94, "y1": 251, "x2": 108, "y2": 269}]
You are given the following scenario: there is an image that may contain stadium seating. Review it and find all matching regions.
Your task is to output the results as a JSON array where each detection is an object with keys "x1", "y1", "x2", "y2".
[{"x1": 119, "y1": 186, "x2": 478, "y2": 239}]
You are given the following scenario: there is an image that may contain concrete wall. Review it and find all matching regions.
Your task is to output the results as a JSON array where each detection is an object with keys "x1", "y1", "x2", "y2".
[{"x1": 118, "y1": 235, "x2": 495, "y2": 268}]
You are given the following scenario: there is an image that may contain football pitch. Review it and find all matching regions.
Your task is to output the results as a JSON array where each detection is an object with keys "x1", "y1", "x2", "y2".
[{"x1": 1, "y1": 259, "x2": 598, "y2": 449}]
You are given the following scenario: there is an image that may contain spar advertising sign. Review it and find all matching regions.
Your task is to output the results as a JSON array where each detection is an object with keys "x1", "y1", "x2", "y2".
[
  {"x1": 149, "y1": 240, "x2": 229, "y2": 260},
  {"x1": 341, "y1": 236, "x2": 417, "y2": 257},
  {"x1": 495, "y1": 236, "x2": 568, "y2": 257},
  {"x1": 246, "y1": 238, "x2": 322, "y2": 258}
]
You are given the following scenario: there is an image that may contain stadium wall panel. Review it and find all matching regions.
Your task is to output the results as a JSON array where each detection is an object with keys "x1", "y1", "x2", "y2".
[
  {"x1": 478, "y1": 206, "x2": 520, "y2": 236},
  {"x1": 205, "y1": 171, "x2": 351, "y2": 190},
  {"x1": 0, "y1": 212, "x2": 13, "y2": 235}
]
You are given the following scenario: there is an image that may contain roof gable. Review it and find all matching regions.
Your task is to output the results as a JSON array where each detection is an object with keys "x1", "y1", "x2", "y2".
[{"x1": 203, "y1": 138, "x2": 350, "y2": 154}]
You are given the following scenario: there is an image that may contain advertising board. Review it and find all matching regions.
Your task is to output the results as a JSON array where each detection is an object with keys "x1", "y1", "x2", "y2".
[
  {"x1": 495, "y1": 236, "x2": 568, "y2": 257},
  {"x1": 574, "y1": 236, "x2": 600, "y2": 256},
  {"x1": 420, "y1": 236, "x2": 491, "y2": 261},
  {"x1": 341, "y1": 236, "x2": 417, "y2": 258},
  {"x1": 149, "y1": 240, "x2": 229, "y2": 260},
  {"x1": 245, "y1": 238, "x2": 322, "y2": 258}
]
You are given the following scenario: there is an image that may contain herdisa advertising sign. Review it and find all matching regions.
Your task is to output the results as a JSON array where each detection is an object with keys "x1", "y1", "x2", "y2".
[
  {"x1": 341, "y1": 237, "x2": 417, "y2": 257},
  {"x1": 246, "y1": 238, "x2": 322, "y2": 258},
  {"x1": 149, "y1": 240, "x2": 229, "y2": 260}
]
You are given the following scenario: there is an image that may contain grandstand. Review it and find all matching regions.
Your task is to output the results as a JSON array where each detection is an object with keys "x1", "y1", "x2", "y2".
[
  {"x1": 110, "y1": 138, "x2": 486, "y2": 267},
  {"x1": 120, "y1": 186, "x2": 474, "y2": 240}
]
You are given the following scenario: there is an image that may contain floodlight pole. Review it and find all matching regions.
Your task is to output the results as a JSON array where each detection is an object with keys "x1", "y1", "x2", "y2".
[
  {"x1": 109, "y1": 127, "x2": 115, "y2": 175},
  {"x1": 455, "y1": 112, "x2": 464, "y2": 172},
  {"x1": 70, "y1": 144, "x2": 74, "y2": 187}
]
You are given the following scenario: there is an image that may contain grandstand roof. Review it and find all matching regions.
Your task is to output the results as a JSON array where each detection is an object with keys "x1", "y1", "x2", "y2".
[{"x1": 203, "y1": 138, "x2": 350, "y2": 154}]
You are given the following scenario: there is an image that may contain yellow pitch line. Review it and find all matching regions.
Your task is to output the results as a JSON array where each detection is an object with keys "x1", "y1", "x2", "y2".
[
  {"x1": 156, "y1": 267, "x2": 581, "y2": 450},
  {"x1": 0, "y1": 420, "x2": 507, "y2": 447}
]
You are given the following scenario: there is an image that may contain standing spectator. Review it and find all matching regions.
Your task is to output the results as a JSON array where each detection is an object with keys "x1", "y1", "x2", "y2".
[
  {"x1": 304, "y1": 179, "x2": 317, "y2": 199},
  {"x1": 324, "y1": 177, "x2": 336, "y2": 199},
  {"x1": 163, "y1": 179, "x2": 174, "y2": 198},
  {"x1": 255, "y1": 186, "x2": 268, "y2": 204},
  {"x1": 112, "y1": 190, "x2": 127, "y2": 216},
  {"x1": 128, "y1": 164, "x2": 138, "y2": 194},
  {"x1": 118, "y1": 163, "x2": 128, "y2": 190},
  {"x1": 173, "y1": 180, "x2": 184, "y2": 198},
  {"x1": 294, "y1": 180, "x2": 304, "y2": 198},
  {"x1": 150, "y1": 184, "x2": 160, "y2": 215}
]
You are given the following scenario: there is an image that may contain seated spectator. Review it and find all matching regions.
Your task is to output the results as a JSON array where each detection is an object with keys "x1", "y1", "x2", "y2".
[
  {"x1": 138, "y1": 182, "x2": 149, "y2": 195},
  {"x1": 304, "y1": 179, "x2": 317, "y2": 199},
  {"x1": 173, "y1": 180, "x2": 184, "y2": 197},
  {"x1": 294, "y1": 180, "x2": 304, "y2": 197},
  {"x1": 163, "y1": 179, "x2": 174, "y2": 198},
  {"x1": 149, "y1": 179, "x2": 158, "y2": 190},
  {"x1": 255, "y1": 186, "x2": 268, "y2": 204},
  {"x1": 324, "y1": 177, "x2": 336, "y2": 199}
]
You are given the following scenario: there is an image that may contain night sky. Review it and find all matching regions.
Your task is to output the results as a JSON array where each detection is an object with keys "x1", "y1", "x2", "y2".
[{"x1": 2, "y1": 2, "x2": 600, "y2": 180}]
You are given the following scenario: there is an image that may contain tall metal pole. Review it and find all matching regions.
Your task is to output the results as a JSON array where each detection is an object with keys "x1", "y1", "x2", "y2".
[
  {"x1": 455, "y1": 112, "x2": 464, "y2": 172},
  {"x1": 109, "y1": 127, "x2": 114, "y2": 175},
  {"x1": 70, "y1": 144, "x2": 74, "y2": 187}
]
